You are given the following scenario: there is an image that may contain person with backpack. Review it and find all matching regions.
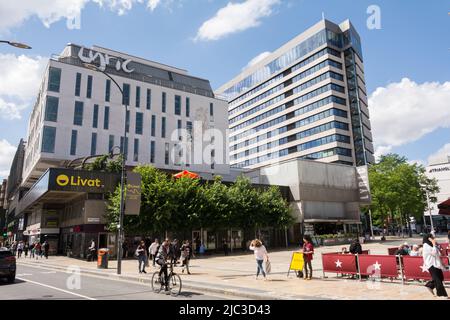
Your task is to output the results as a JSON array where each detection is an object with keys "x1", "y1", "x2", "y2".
[
  {"x1": 301, "y1": 235, "x2": 314, "y2": 280},
  {"x1": 149, "y1": 238, "x2": 160, "y2": 267}
]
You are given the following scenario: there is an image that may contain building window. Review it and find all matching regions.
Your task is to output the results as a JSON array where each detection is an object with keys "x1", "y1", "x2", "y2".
[
  {"x1": 162, "y1": 92, "x2": 166, "y2": 113},
  {"x1": 86, "y1": 75, "x2": 93, "y2": 98},
  {"x1": 150, "y1": 141, "x2": 155, "y2": 163},
  {"x1": 44, "y1": 96, "x2": 59, "y2": 122},
  {"x1": 104, "y1": 106, "x2": 110, "y2": 130},
  {"x1": 75, "y1": 72, "x2": 81, "y2": 96},
  {"x1": 91, "y1": 132, "x2": 97, "y2": 155},
  {"x1": 123, "y1": 83, "x2": 130, "y2": 105},
  {"x1": 135, "y1": 86, "x2": 140, "y2": 108},
  {"x1": 164, "y1": 143, "x2": 169, "y2": 165},
  {"x1": 210, "y1": 102, "x2": 214, "y2": 121},
  {"x1": 151, "y1": 115, "x2": 156, "y2": 137},
  {"x1": 146, "y1": 89, "x2": 151, "y2": 110},
  {"x1": 120, "y1": 136, "x2": 129, "y2": 159},
  {"x1": 161, "y1": 116, "x2": 166, "y2": 138},
  {"x1": 187, "y1": 121, "x2": 193, "y2": 141},
  {"x1": 135, "y1": 112, "x2": 143, "y2": 135},
  {"x1": 105, "y1": 79, "x2": 111, "y2": 102},
  {"x1": 108, "y1": 135, "x2": 114, "y2": 153},
  {"x1": 48, "y1": 67, "x2": 61, "y2": 92},
  {"x1": 42, "y1": 126, "x2": 56, "y2": 153},
  {"x1": 177, "y1": 119, "x2": 182, "y2": 141},
  {"x1": 70, "y1": 130, "x2": 77, "y2": 155},
  {"x1": 92, "y1": 104, "x2": 99, "y2": 128},
  {"x1": 175, "y1": 95, "x2": 181, "y2": 115},
  {"x1": 133, "y1": 139, "x2": 139, "y2": 162},
  {"x1": 73, "y1": 101, "x2": 84, "y2": 126},
  {"x1": 186, "y1": 97, "x2": 190, "y2": 117},
  {"x1": 126, "y1": 110, "x2": 130, "y2": 133}
]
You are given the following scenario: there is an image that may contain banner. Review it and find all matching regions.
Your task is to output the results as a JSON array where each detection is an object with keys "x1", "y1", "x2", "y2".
[
  {"x1": 358, "y1": 254, "x2": 398, "y2": 278},
  {"x1": 287, "y1": 252, "x2": 304, "y2": 276},
  {"x1": 402, "y1": 256, "x2": 432, "y2": 281},
  {"x1": 322, "y1": 253, "x2": 358, "y2": 275}
]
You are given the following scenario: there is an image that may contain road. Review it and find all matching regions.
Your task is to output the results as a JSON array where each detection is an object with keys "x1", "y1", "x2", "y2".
[{"x1": 0, "y1": 264, "x2": 234, "y2": 300}]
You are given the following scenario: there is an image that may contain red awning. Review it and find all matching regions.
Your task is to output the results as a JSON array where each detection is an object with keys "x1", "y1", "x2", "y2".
[
  {"x1": 438, "y1": 199, "x2": 450, "y2": 215},
  {"x1": 173, "y1": 170, "x2": 200, "y2": 179}
]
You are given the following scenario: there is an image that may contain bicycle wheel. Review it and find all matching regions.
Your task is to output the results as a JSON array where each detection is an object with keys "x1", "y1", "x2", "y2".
[
  {"x1": 168, "y1": 273, "x2": 182, "y2": 296},
  {"x1": 151, "y1": 272, "x2": 163, "y2": 293}
]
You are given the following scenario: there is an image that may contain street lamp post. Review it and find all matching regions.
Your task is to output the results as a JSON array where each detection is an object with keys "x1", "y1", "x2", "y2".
[
  {"x1": 0, "y1": 40, "x2": 32, "y2": 49},
  {"x1": 84, "y1": 63, "x2": 128, "y2": 275}
]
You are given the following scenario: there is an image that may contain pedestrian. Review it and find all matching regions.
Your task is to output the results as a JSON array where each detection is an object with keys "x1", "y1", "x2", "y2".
[
  {"x1": 199, "y1": 242, "x2": 206, "y2": 256},
  {"x1": 180, "y1": 240, "x2": 194, "y2": 274},
  {"x1": 23, "y1": 242, "x2": 29, "y2": 258},
  {"x1": 249, "y1": 239, "x2": 269, "y2": 280},
  {"x1": 170, "y1": 239, "x2": 180, "y2": 264},
  {"x1": 43, "y1": 240, "x2": 50, "y2": 259},
  {"x1": 395, "y1": 243, "x2": 409, "y2": 256},
  {"x1": 35, "y1": 241, "x2": 42, "y2": 260},
  {"x1": 301, "y1": 235, "x2": 314, "y2": 280},
  {"x1": 17, "y1": 241, "x2": 24, "y2": 258},
  {"x1": 149, "y1": 238, "x2": 160, "y2": 267},
  {"x1": 430, "y1": 228, "x2": 436, "y2": 238},
  {"x1": 122, "y1": 241, "x2": 129, "y2": 259},
  {"x1": 349, "y1": 238, "x2": 362, "y2": 254},
  {"x1": 29, "y1": 242, "x2": 35, "y2": 259},
  {"x1": 136, "y1": 240, "x2": 147, "y2": 274},
  {"x1": 87, "y1": 239, "x2": 96, "y2": 262},
  {"x1": 194, "y1": 237, "x2": 201, "y2": 255},
  {"x1": 423, "y1": 233, "x2": 448, "y2": 298},
  {"x1": 409, "y1": 244, "x2": 420, "y2": 256},
  {"x1": 222, "y1": 238, "x2": 229, "y2": 256}
]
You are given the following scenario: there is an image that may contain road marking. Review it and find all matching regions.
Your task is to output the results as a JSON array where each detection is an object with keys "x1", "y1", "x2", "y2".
[
  {"x1": 16, "y1": 277, "x2": 96, "y2": 300},
  {"x1": 41, "y1": 271, "x2": 57, "y2": 274},
  {"x1": 16, "y1": 273, "x2": 33, "y2": 276}
]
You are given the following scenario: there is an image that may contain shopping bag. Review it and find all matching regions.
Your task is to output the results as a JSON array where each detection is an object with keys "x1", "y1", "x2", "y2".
[{"x1": 265, "y1": 259, "x2": 272, "y2": 274}]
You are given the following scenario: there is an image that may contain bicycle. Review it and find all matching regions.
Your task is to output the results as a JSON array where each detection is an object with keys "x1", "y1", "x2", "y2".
[{"x1": 151, "y1": 262, "x2": 182, "y2": 296}]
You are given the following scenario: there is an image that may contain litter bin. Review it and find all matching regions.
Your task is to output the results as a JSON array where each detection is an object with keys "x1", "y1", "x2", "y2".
[{"x1": 97, "y1": 248, "x2": 109, "y2": 269}]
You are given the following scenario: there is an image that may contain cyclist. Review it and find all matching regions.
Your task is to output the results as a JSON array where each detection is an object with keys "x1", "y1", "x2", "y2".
[{"x1": 155, "y1": 239, "x2": 172, "y2": 291}]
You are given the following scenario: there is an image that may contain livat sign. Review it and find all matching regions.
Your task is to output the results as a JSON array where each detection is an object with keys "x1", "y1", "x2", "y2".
[{"x1": 78, "y1": 47, "x2": 134, "y2": 73}]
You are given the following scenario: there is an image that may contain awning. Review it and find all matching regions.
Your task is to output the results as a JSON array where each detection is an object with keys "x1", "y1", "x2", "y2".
[
  {"x1": 438, "y1": 199, "x2": 450, "y2": 215},
  {"x1": 173, "y1": 170, "x2": 199, "y2": 179}
]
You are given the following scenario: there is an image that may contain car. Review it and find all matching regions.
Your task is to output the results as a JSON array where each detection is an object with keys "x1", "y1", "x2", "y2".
[{"x1": 0, "y1": 247, "x2": 16, "y2": 283}]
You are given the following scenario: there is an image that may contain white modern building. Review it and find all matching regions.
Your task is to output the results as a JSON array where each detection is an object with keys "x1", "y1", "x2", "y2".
[
  {"x1": 22, "y1": 44, "x2": 229, "y2": 189},
  {"x1": 425, "y1": 156, "x2": 450, "y2": 229},
  {"x1": 216, "y1": 19, "x2": 375, "y2": 170}
]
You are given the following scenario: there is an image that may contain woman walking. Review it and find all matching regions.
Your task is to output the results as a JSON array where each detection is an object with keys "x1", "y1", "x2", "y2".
[
  {"x1": 136, "y1": 241, "x2": 147, "y2": 274},
  {"x1": 249, "y1": 239, "x2": 269, "y2": 280},
  {"x1": 423, "y1": 233, "x2": 448, "y2": 298},
  {"x1": 180, "y1": 240, "x2": 194, "y2": 274},
  {"x1": 301, "y1": 235, "x2": 314, "y2": 280}
]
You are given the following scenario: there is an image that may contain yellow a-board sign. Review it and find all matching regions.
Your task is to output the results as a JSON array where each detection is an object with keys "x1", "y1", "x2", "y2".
[{"x1": 287, "y1": 252, "x2": 304, "y2": 276}]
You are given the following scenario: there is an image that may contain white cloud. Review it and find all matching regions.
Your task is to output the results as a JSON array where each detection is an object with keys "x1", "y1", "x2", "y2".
[
  {"x1": 0, "y1": 0, "x2": 173, "y2": 33},
  {"x1": 408, "y1": 159, "x2": 426, "y2": 167},
  {"x1": 242, "y1": 51, "x2": 271, "y2": 71},
  {"x1": 0, "y1": 139, "x2": 16, "y2": 180},
  {"x1": 0, "y1": 53, "x2": 48, "y2": 120},
  {"x1": 195, "y1": 0, "x2": 280, "y2": 41},
  {"x1": 428, "y1": 143, "x2": 450, "y2": 165},
  {"x1": 369, "y1": 78, "x2": 450, "y2": 158}
]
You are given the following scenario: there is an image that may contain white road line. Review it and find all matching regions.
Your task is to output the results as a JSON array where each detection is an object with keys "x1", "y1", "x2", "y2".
[
  {"x1": 16, "y1": 277, "x2": 97, "y2": 300},
  {"x1": 41, "y1": 271, "x2": 57, "y2": 274}
]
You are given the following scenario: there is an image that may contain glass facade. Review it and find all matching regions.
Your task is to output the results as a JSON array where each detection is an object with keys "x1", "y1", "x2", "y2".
[
  {"x1": 75, "y1": 72, "x2": 81, "y2": 96},
  {"x1": 70, "y1": 130, "x2": 77, "y2": 155},
  {"x1": 150, "y1": 141, "x2": 155, "y2": 163},
  {"x1": 90, "y1": 132, "x2": 97, "y2": 155},
  {"x1": 44, "y1": 96, "x2": 59, "y2": 122},
  {"x1": 92, "y1": 104, "x2": 99, "y2": 128},
  {"x1": 151, "y1": 115, "x2": 156, "y2": 137},
  {"x1": 186, "y1": 97, "x2": 190, "y2": 117},
  {"x1": 175, "y1": 95, "x2": 181, "y2": 115},
  {"x1": 86, "y1": 75, "x2": 93, "y2": 98},
  {"x1": 105, "y1": 79, "x2": 111, "y2": 102},
  {"x1": 108, "y1": 135, "x2": 114, "y2": 152},
  {"x1": 73, "y1": 101, "x2": 84, "y2": 126},
  {"x1": 125, "y1": 110, "x2": 130, "y2": 132},
  {"x1": 104, "y1": 106, "x2": 110, "y2": 130},
  {"x1": 146, "y1": 89, "x2": 151, "y2": 110},
  {"x1": 136, "y1": 86, "x2": 141, "y2": 108},
  {"x1": 133, "y1": 139, "x2": 139, "y2": 161},
  {"x1": 48, "y1": 67, "x2": 61, "y2": 92},
  {"x1": 42, "y1": 126, "x2": 56, "y2": 153},
  {"x1": 162, "y1": 92, "x2": 166, "y2": 113},
  {"x1": 164, "y1": 143, "x2": 169, "y2": 165},
  {"x1": 122, "y1": 83, "x2": 130, "y2": 105},
  {"x1": 135, "y1": 112, "x2": 143, "y2": 134},
  {"x1": 161, "y1": 116, "x2": 166, "y2": 138}
]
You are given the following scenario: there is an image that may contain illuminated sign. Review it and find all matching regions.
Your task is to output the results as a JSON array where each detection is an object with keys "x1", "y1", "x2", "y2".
[
  {"x1": 78, "y1": 46, "x2": 134, "y2": 73},
  {"x1": 56, "y1": 174, "x2": 102, "y2": 187}
]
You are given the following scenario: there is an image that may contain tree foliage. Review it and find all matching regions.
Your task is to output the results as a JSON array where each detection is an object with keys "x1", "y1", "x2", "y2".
[{"x1": 106, "y1": 165, "x2": 293, "y2": 234}]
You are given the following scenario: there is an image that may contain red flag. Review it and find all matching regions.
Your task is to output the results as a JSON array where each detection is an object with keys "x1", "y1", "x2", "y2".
[
  {"x1": 358, "y1": 254, "x2": 398, "y2": 278},
  {"x1": 322, "y1": 253, "x2": 358, "y2": 275},
  {"x1": 402, "y1": 256, "x2": 432, "y2": 281}
]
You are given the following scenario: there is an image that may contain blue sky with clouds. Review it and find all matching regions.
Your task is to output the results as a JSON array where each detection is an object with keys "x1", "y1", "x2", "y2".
[{"x1": 0, "y1": 0, "x2": 449, "y2": 178}]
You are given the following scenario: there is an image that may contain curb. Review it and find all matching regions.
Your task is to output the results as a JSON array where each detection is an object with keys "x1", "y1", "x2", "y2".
[{"x1": 16, "y1": 261, "x2": 296, "y2": 300}]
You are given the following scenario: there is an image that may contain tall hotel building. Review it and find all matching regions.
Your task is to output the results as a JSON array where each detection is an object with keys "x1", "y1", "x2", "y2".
[
  {"x1": 22, "y1": 44, "x2": 229, "y2": 188},
  {"x1": 216, "y1": 19, "x2": 375, "y2": 169}
]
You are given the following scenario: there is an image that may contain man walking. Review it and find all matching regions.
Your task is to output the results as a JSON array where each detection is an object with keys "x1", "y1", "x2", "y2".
[
  {"x1": 149, "y1": 238, "x2": 160, "y2": 267},
  {"x1": 43, "y1": 240, "x2": 50, "y2": 259}
]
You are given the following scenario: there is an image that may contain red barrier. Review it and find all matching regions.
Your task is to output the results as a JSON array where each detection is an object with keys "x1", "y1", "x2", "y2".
[
  {"x1": 402, "y1": 256, "x2": 432, "y2": 281},
  {"x1": 322, "y1": 253, "x2": 358, "y2": 275},
  {"x1": 358, "y1": 254, "x2": 399, "y2": 278},
  {"x1": 387, "y1": 247, "x2": 398, "y2": 255}
]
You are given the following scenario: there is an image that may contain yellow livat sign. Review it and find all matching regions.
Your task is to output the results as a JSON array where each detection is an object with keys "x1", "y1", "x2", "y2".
[
  {"x1": 56, "y1": 174, "x2": 102, "y2": 187},
  {"x1": 289, "y1": 252, "x2": 304, "y2": 271}
]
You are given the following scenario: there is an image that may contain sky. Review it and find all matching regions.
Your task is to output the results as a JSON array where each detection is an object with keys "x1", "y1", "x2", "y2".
[{"x1": 0, "y1": 0, "x2": 449, "y2": 179}]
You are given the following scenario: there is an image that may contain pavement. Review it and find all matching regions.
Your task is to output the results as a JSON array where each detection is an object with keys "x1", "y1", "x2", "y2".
[{"x1": 14, "y1": 235, "x2": 450, "y2": 300}]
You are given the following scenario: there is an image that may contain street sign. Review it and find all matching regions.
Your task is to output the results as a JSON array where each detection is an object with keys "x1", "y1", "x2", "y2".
[{"x1": 287, "y1": 252, "x2": 304, "y2": 276}]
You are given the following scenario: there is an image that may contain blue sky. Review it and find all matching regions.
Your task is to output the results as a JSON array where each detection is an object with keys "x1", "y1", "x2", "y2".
[{"x1": 0, "y1": 0, "x2": 449, "y2": 177}]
